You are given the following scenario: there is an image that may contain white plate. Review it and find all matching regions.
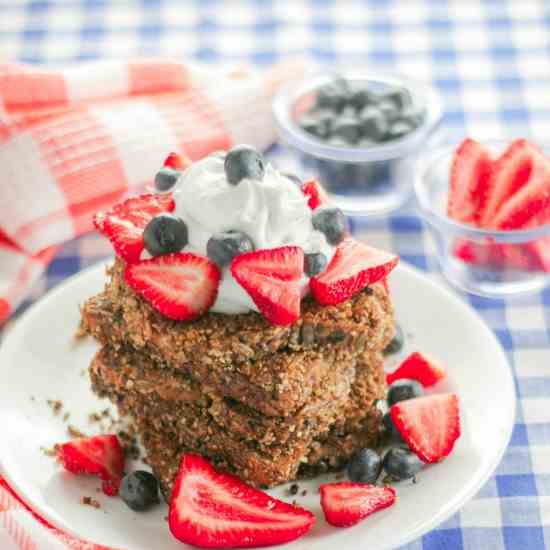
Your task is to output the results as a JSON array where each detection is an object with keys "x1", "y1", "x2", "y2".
[{"x1": 0, "y1": 261, "x2": 515, "y2": 550}]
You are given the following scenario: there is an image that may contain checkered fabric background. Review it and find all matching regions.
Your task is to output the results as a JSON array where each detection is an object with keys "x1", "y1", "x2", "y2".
[{"x1": 1, "y1": 1, "x2": 550, "y2": 548}]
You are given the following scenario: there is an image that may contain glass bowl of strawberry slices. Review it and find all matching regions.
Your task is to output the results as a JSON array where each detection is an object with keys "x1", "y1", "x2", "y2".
[
  {"x1": 415, "y1": 138, "x2": 550, "y2": 298},
  {"x1": 273, "y1": 71, "x2": 443, "y2": 216}
]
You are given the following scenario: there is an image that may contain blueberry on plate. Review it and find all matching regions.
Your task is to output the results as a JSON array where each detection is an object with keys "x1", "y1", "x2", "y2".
[
  {"x1": 359, "y1": 106, "x2": 389, "y2": 142},
  {"x1": 383, "y1": 447, "x2": 423, "y2": 481},
  {"x1": 332, "y1": 117, "x2": 362, "y2": 145},
  {"x1": 347, "y1": 448, "x2": 382, "y2": 484},
  {"x1": 224, "y1": 145, "x2": 265, "y2": 185},
  {"x1": 207, "y1": 230, "x2": 255, "y2": 267},
  {"x1": 384, "y1": 324, "x2": 405, "y2": 355},
  {"x1": 154, "y1": 167, "x2": 180, "y2": 193},
  {"x1": 143, "y1": 213, "x2": 188, "y2": 257},
  {"x1": 383, "y1": 411, "x2": 405, "y2": 442},
  {"x1": 312, "y1": 206, "x2": 348, "y2": 245},
  {"x1": 387, "y1": 120, "x2": 415, "y2": 141},
  {"x1": 304, "y1": 252, "x2": 328, "y2": 277},
  {"x1": 120, "y1": 471, "x2": 160, "y2": 511},
  {"x1": 387, "y1": 379, "x2": 424, "y2": 406}
]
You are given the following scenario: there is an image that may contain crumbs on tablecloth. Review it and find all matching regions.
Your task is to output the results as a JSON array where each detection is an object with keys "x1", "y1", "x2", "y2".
[{"x1": 81, "y1": 496, "x2": 100, "y2": 509}]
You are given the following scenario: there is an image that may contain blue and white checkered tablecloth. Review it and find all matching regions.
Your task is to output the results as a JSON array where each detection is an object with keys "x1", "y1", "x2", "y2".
[{"x1": 2, "y1": 1, "x2": 550, "y2": 548}]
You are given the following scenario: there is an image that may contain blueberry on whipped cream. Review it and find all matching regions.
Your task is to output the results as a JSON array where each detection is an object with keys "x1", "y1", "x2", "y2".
[
  {"x1": 154, "y1": 167, "x2": 180, "y2": 193},
  {"x1": 93, "y1": 147, "x2": 399, "y2": 325},
  {"x1": 224, "y1": 145, "x2": 266, "y2": 185},
  {"x1": 170, "y1": 145, "x2": 335, "y2": 314}
]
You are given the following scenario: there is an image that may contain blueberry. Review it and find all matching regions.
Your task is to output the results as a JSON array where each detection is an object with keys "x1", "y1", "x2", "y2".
[
  {"x1": 347, "y1": 448, "x2": 382, "y2": 484},
  {"x1": 283, "y1": 173, "x2": 302, "y2": 186},
  {"x1": 399, "y1": 107, "x2": 426, "y2": 127},
  {"x1": 316, "y1": 83, "x2": 347, "y2": 112},
  {"x1": 327, "y1": 136, "x2": 351, "y2": 148},
  {"x1": 349, "y1": 86, "x2": 375, "y2": 111},
  {"x1": 359, "y1": 107, "x2": 388, "y2": 142},
  {"x1": 384, "y1": 324, "x2": 405, "y2": 355},
  {"x1": 332, "y1": 117, "x2": 362, "y2": 145},
  {"x1": 383, "y1": 448, "x2": 423, "y2": 481},
  {"x1": 120, "y1": 471, "x2": 160, "y2": 511},
  {"x1": 377, "y1": 100, "x2": 400, "y2": 124},
  {"x1": 312, "y1": 207, "x2": 348, "y2": 245},
  {"x1": 299, "y1": 114, "x2": 330, "y2": 139},
  {"x1": 383, "y1": 412, "x2": 405, "y2": 442},
  {"x1": 387, "y1": 379, "x2": 424, "y2": 406},
  {"x1": 143, "y1": 214, "x2": 188, "y2": 257},
  {"x1": 387, "y1": 120, "x2": 415, "y2": 141},
  {"x1": 382, "y1": 87, "x2": 412, "y2": 110},
  {"x1": 304, "y1": 252, "x2": 328, "y2": 277},
  {"x1": 154, "y1": 167, "x2": 180, "y2": 193},
  {"x1": 207, "y1": 230, "x2": 254, "y2": 267},
  {"x1": 224, "y1": 145, "x2": 265, "y2": 185}
]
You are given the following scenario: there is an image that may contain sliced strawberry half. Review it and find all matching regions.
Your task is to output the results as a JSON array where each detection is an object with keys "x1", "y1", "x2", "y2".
[
  {"x1": 231, "y1": 246, "x2": 304, "y2": 326},
  {"x1": 447, "y1": 138, "x2": 493, "y2": 225},
  {"x1": 302, "y1": 179, "x2": 329, "y2": 210},
  {"x1": 490, "y1": 152, "x2": 550, "y2": 230},
  {"x1": 125, "y1": 252, "x2": 221, "y2": 321},
  {"x1": 94, "y1": 193, "x2": 175, "y2": 263},
  {"x1": 169, "y1": 454, "x2": 315, "y2": 549},
  {"x1": 310, "y1": 238, "x2": 398, "y2": 306},
  {"x1": 386, "y1": 351, "x2": 447, "y2": 387},
  {"x1": 479, "y1": 139, "x2": 542, "y2": 226},
  {"x1": 57, "y1": 435, "x2": 124, "y2": 496},
  {"x1": 164, "y1": 151, "x2": 191, "y2": 171},
  {"x1": 320, "y1": 483, "x2": 396, "y2": 528},
  {"x1": 390, "y1": 393, "x2": 461, "y2": 464}
]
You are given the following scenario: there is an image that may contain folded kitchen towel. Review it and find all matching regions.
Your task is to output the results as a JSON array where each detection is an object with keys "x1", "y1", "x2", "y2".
[{"x1": 0, "y1": 58, "x2": 304, "y2": 326}]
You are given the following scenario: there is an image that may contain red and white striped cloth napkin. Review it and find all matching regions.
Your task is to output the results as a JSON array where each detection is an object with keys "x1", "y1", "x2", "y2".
[
  {"x1": 0, "y1": 58, "x2": 304, "y2": 327},
  {"x1": 0, "y1": 57, "x2": 304, "y2": 549}
]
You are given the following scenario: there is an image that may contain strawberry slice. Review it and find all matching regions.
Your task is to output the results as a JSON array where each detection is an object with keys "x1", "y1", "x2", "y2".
[
  {"x1": 231, "y1": 246, "x2": 304, "y2": 326},
  {"x1": 168, "y1": 454, "x2": 315, "y2": 548},
  {"x1": 447, "y1": 138, "x2": 493, "y2": 225},
  {"x1": 491, "y1": 153, "x2": 550, "y2": 230},
  {"x1": 164, "y1": 151, "x2": 191, "y2": 171},
  {"x1": 94, "y1": 193, "x2": 175, "y2": 263},
  {"x1": 479, "y1": 139, "x2": 542, "y2": 226},
  {"x1": 390, "y1": 393, "x2": 461, "y2": 464},
  {"x1": 320, "y1": 483, "x2": 396, "y2": 528},
  {"x1": 310, "y1": 238, "x2": 398, "y2": 306},
  {"x1": 57, "y1": 435, "x2": 124, "y2": 496},
  {"x1": 302, "y1": 179, "x2": 329, "y2": 210},
  {"x1": 386, "y1": 351, "x2": 447, "y2": 387},
  {"x1": 125, "y1": 252, "x2": 221, "y2": 321}
]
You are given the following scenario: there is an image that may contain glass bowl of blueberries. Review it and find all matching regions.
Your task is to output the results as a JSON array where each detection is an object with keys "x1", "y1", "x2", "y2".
[{"x1": 273, "y1": 71, "x2": 443, "y2": 216}]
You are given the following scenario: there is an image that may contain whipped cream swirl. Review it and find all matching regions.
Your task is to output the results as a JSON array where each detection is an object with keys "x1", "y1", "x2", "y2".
[{"x1": 172, "y1": 155, "x2": 335, "y2": 314}]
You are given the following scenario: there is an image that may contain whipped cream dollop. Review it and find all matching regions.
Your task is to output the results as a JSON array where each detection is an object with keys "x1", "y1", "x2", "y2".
[{"x1": 172, "y1": 154, "x2": 335, "y2": 314}]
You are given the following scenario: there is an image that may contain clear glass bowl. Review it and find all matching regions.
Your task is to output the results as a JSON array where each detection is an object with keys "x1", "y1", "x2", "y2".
[
  {"x1": 273, "y1": 71, "x2": 443, "y2": 216},
  {"x1": 415, "y1": 140, "x2": 550, "y2": 298}
]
